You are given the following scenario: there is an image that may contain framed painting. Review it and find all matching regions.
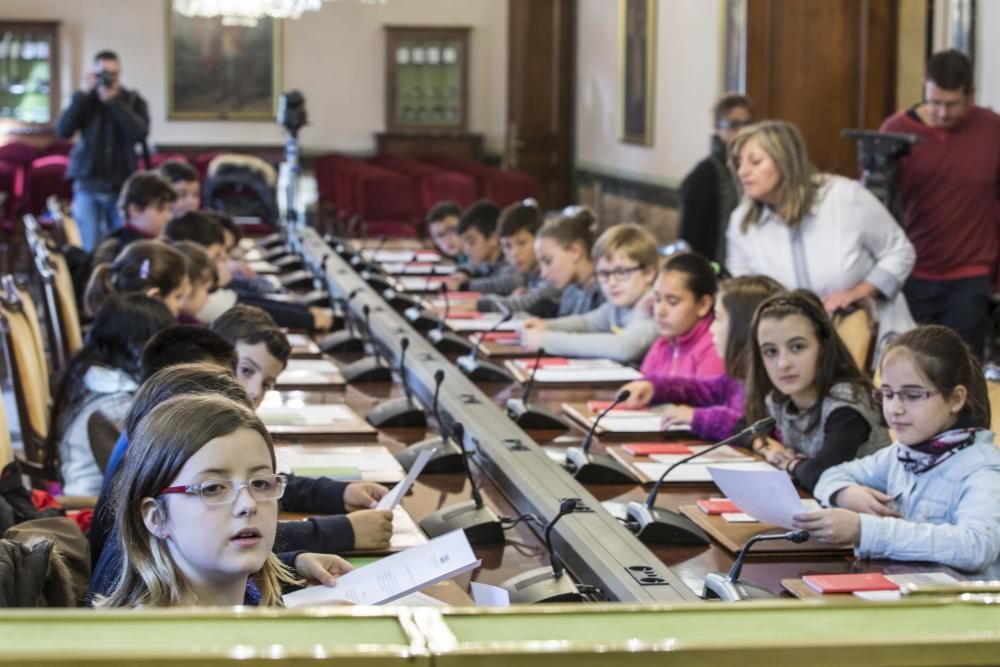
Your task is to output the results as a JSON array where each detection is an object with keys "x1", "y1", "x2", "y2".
[
  {"x1": 619, "y1": 0, "x2": 656, "y2": 145},
  {"x1": 166, "y1": 1, "x2": 282, "y2": 120}
]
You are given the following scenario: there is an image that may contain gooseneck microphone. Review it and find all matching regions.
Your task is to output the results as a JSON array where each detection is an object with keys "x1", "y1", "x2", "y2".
[
  {"x1": 395, "y1": 369, "x2": 460, "y2": 471},
  {"x1": 418, "y1": 419, "x2": 504, "y2": 544},
  {"x1": 457, "y1": 309, "x2": 516, "y2": 383},
  {"x1": 546, "y1": 498, "x2": 578, "y2": 578},
  {"x1": 427, "y1": 284, "x2": 477, "y2": 354},
  {"x1": 453, "y1": 423, "x2": 484, "y2": 509},
  {"x1": 342, "y1": 302, "x2": 392, "y2": 382},
  {"x1": 580, "y1": 389, "x2": 630, "y2": 455},
  {"x1": 319, "y1": 288, "x2": 364, "y2": 354},
  {"x1": 362, "y1": 304, "x2": 381, "y2": 366},
  {"x1": 703, "y1": 529, "x2": 809, "y2": 602},
  {"x1": 563, "y1": 389, "x2": 638, "y2": 484},
  {"x1": 645, "y1": 417, "x2": 776, "y2": 509},
  {"x1": 499, "y1": 497, "x2": 586, "y2": 604},
  {"x1": 504, "y1": 347, "x2": 570, "y2": 430},
  {"x1": 364, "y1": 335, "x2": 427, "y2": 428},
  {"x1": 626, "y1": 416, "x2": 776, "y2": 545}
]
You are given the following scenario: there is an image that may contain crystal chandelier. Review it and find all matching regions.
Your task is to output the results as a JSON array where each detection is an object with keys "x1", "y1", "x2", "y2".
[{"x1": 174, "y1": 0, "x2": 385, "y2": 27}]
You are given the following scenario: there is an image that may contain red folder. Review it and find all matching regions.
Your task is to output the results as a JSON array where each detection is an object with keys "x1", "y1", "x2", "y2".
[
  {"x1": 446, "y1": 311, "x2": 483, "y2": 319},
  {"x1": 802, "y1": 573, "x2": 898, "y2": 594},
  {"x1": 515, "y1": 357, "x2": 570, "y2": 369},
  {"x1": 622, "y1": 443, "x2": 693, "y2": 456},
  {"x1": 483, "y1": 332, "x2": 520, "y2": 342},
  {"x1": 445, "y1": 291, "x2": 481, "y2": 300},
  {"x1": 697, "y1": 498, "x2": 742, "y2": 514}
]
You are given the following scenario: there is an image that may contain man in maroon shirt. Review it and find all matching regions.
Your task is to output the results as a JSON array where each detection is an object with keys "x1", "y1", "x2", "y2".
[{"x1": 881, "y1": 50, "x2": 1000, "y2": 355}]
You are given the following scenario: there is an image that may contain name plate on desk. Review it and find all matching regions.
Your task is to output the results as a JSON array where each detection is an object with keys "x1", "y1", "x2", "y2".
[
  {"x1": 276, "y1": 359, "x2": 346, "y2": 388},
  {"x1": 562, "y1": 402, "x2": 693, "y2": 437},
  {"x1": 506, "y1": 358, "x2": 643, "y2": 385}
]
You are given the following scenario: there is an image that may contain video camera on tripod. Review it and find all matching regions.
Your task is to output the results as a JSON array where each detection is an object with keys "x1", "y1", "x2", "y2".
[{"x1": 841, "y1": 129, "x2": 921, "y2": 218}]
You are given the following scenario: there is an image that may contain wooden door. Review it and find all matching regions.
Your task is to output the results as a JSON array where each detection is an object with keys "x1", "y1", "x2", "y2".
[
  {"x1": 506, "y1": 0, "x2": 575, "y2": 208},
  {"x1": 746, "y1": 0, "x2": 898, "y2": 175}
]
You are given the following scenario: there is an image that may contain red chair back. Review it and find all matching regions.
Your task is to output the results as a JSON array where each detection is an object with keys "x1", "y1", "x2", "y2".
[{"x1": 25, "y1": 156, "x2": 71, "y2": 216}]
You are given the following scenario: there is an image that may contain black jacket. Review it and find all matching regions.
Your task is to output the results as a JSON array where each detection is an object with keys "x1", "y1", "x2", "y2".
[
  {"x1": 54, "y1": 87, "x2": 149, "y2": 192},
  {"x1": 678, "y1": 134, "x2": 741, "y2": 263}
]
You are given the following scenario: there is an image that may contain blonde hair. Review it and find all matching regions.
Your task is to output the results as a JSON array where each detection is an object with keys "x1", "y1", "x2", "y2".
[
  {"x1": 591, "y1": 223, "x2": 659, "y2": 268},
  {"x1": 730, "y1": 120, "x2": 820, "y2": 232},
  {"x1": 95, "y1": 394, "x2": 296, "y2": 608}
]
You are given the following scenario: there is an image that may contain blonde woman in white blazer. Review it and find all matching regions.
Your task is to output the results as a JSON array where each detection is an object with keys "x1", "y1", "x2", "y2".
[{"x1": 725, "y1": 120, "x2": 916, "y2": 344}]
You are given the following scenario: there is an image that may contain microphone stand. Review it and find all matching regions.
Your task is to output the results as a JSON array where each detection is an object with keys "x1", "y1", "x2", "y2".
[
  {"x1": 342, "y1": 304, "x2": 393, "y2": 382},
  {"x1": 318, "y1": 288, "x2": 364, "y2": 354},
  {"x1": 366, "y1": 336, "x2": 428, "y2": 427},
  {"x1": 418, "y1": 423, "x2": 505, "y2": 544},
  {"x1": 500, "y1": 499, "x2": 587, "y2": 604},
  {"x1": 427, "y1": 284, "x2": 477, "y2": 354},
  {"x1": 703, "y1": 529, "x2": 809, "y2": 601},
  {"x1": 396, "y1": 369, "x2": 464, "y2": 473},
  {"x1": 564, "y1": 390, "x2": 640, "y2": 484},
  {"x1": 456, "y1": 310, "x2": 516, "y2": 383},
  {"x1": 399, "y1": 268, "x2": 439, "y2": 330},
  {"x1": 505, "y1": 346, "x2": 570, "y2": 431},
  {"x1": 625, "y1": 417, "x2": 776, "y2": 544}
]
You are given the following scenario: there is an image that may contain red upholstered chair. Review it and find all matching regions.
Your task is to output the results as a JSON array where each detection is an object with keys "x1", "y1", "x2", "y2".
[
  {"x1": 423, "y1": 156, "x2": 539, "y2": 208},
  {"x1": 0, "y1": 141, "x2": 38, "y2": 168},
  {"x1": 351, "y1": 162, "x2": 419, "y2": 238},
  {"x1": 24, "y1": 156, "x2": 71, "y2": 216},
  {"x1": 370, "y1": 154, "x2": 478, "y2": 216},
  {"x1": 38, "y1": 140, "x2": 74, "y2": 158},
  {"x1": 193, "y1": 152, "x2": 222, "y2": 182}
]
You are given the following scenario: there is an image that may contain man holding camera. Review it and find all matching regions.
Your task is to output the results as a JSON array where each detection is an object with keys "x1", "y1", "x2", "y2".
[
  {"x1": 55, "y1": 50, "x2": 149, "y2": 251},
  {"x1": 880, "y1": 49, "x2": 1000, "y2": 355}
]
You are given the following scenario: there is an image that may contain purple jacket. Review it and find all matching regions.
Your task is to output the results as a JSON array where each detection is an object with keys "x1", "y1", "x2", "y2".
[
  {"x1": 639, "y1": 315, "x2": 724, "y2": 379},
  {"x1": 648, "y1": 372, "x2": 744, "y2": 441}
]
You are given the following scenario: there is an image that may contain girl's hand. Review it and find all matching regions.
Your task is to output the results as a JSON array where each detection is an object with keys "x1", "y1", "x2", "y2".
[
  {"x1": 618, "y1": 380, "x2": 654, "y2": 408},
  {"x1": 346, "y1": 509, "x2": 394, "y2": 551},
  {"x1": 309, "y1": 307, "x2": 335, "y2": 332},
  {"x1": 832, "y1": 485, "x2": 902, "y2": 517},
  {"x1": 758, "y1": 438, "x2": 797, "y2": 467},
  {"x1": 294, "y1": 552, "x2": 354, "y2": 586},
  {"x1": 792, "y1": 509, "x2": 861, "y2": 545},
  {"x1": 444, "y1": 273, "x2": 468, "y2": 291},
  {"x1": 821, "y1": 289, "x2": 858, "y2": 314},
  {"x1": 518, "y1": 319, "x2": 547, "y2": 350},
  {"x1": 343, "y1": 482, "x2": 389, "y2": 512},
  {"x1": 660, "y1": 404, "x2": 694, "y2": 428}
]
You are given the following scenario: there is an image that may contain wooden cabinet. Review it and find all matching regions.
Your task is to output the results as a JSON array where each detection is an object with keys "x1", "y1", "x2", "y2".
[
  {"x1": 384, "y1": 26, "x2": 470, "y2": 132},
  {"x1": 0, "y1": 21, "x2": 59, "y2": 137}
]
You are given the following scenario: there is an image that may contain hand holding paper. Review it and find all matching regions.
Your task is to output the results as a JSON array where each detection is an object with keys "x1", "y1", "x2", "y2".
[{"x1": 708, "y1": 466, "x2": 812, "y2": 529}]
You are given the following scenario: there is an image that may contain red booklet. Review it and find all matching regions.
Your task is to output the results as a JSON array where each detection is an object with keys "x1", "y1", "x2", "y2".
[
  {"x1": 697, "y1": 498, "x2": 742, "y2": 515},
  {"x1": 586, "y1": 400, "x2": 643, "y2": 412},
  {"x1": 802, "y1": 573, "x2": 899, "y2": 594},
  {"x1": 445, "y1": 311, "x2": 482, "y2": 319},
  {"x1": 515, "y1": 357, "x2": 570, "y2": 369},
  {"x1": 622, "y1": 443, "x2": 693, "y2": 456},
  {"x1": 444, "y1": 291, "x2": 481, "y2": 300},
  {"x1": 483, "y1": 332, "x2": 520, "y2": 342}
]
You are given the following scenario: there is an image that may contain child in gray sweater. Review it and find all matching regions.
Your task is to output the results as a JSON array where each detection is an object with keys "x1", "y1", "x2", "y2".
[{"x1": 520, "y1": 223, "x2": 659, "y2": 363}]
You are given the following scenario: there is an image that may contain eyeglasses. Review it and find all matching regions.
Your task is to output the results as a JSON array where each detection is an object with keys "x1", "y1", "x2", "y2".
[
  {"x1": 872, "y1": 388, "x2": 939, "y2": 405},
  {"x1": 717, "y1": 118, "x2": 753, "y2": 130},
  {"x1": 594, "y1": 265, "x2": 645, "y2": 283},
  {"x1": 159, "y1": 474, "x2": 287, "y2": 507}
]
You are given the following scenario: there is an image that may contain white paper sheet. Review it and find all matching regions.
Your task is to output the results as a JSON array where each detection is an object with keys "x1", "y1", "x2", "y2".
[
  {"x1": 382, "y1": 263, "x2": 457, "y2": 275},
  {"x1": 599, "y1": 416, "x2": 668, "y2": 432},
  {"x1": 377, "y1": 448, "x2": 434, "y2": 510},
  {"x1": 853, "y1": 590, "x2": 901, "y2": 601},
  {"x1": 446, "y1": 317, "x2": 519, "y2": 332},
  {"x1": 389, "y1": 506, "x2": 429, "y2": 549},
  {"x1": 534, "y1": 367, "x2": 642, "y2": 383},
  {"x1": 471, "y1": 582, "x2": 511, "y2": 607},
  {"x1": 259, "y1": 404, "x2": 357, "y2": 426},
  {"x1": 398, "y1": 276, "x2": 448, "y2": 292},
  {"x1": 248, "y1": 260, "x2": 280, "y2": 274},
  {"x1": 634, "y1": 460, "x2": 774, "y2": 483},
  {"x1": 275, "y1": 445, "x2": 402, "y2": 476},
  {"x1": 283, "y1": 529, "x2": 480, "y2": 607},
  {"x1": 384, "y1": 591, "x2": 450, "y2": 607},
  {"x1": 285, "y1": 333, "x2": 316, "y2": 348},
  {"x1": 365, "y1": 250, "x2": 441, "y2": 263},
  {"x1": 708, "y1": 466, "x2": 809, "y2": 529}
]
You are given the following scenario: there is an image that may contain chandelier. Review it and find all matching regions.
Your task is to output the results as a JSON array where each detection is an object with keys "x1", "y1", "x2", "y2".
[{"x1": 174, "y1": 0, "x2": 385, "y2": 27}]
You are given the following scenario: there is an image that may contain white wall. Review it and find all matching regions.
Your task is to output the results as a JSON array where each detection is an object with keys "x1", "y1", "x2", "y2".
[
  {"x1": 575, "y1": 0, "x2": 722, "y2": 187},
  {"x1": 1, "y1": 0, "x2": 508, "y2": 152},
  {"x1": 976, "y1": 0, "x2": 999, "y2": 111}
]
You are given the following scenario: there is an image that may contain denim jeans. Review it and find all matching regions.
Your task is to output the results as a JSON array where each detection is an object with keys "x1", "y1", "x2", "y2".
[{"x1": 71, "y1": 184, "x2": 122, "y2": 251}]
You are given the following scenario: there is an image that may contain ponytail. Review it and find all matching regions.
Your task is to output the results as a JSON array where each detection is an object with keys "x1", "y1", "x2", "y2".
[{"x1": 83, "y1": 240, "x2": 187, "y2": 317}]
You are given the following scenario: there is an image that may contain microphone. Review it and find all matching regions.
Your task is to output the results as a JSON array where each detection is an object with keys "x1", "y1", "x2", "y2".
[
  {"x1": 395, "y1": 369, "x2": 463, "y2": 473},
  {"x1": 353, "y1": 234, "x2": 386, "y2": 268},
  {"x1": 418, "y1": 420, "x2": 505, "y2": 544},
  {"x1": 427, "y1": 284, "x2": 477, "y2": 354},
  {"x1": 319, "y1": 288, "x2": 364, "y2": 353},
  {"x1": 626, "y1": 416, "x2": 777, "y2": 544},
  {"x1": 505, "y1": 346, "x2": 568, "y2": 430},
  {"x1": 341, "y1": 302, "x2": 392, "y2": 382},
  {"x1": 365, "y1": 335, "x2": 428, "y2": 428},
  {"x1": 703, "y1": 529, "x2": 809, "y2": 601},
  {"x1": 500, "y1": 498, "x2": 586, "y2": 604},
  {"x1": 457, "y1": 309, "x2": 516, "y2": 383},
  {"x1": 563, "y1": 390, "x2": 639, "y2": 484}
]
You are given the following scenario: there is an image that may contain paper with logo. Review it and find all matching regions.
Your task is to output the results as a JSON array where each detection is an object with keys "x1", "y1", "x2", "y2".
[{"x1": 283, "y1": 529, "x2": 480, "y2": 607}]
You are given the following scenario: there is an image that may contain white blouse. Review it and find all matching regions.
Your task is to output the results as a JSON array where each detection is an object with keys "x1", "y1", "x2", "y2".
[{"x1": 726, "y1": 174, "x2": 916, "y2": 342}]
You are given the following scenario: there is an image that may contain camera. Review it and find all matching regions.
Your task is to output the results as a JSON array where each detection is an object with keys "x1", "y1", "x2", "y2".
[
  {"x1": 96, "y1": 70, "x2": 116, "y2": 88},
  {"x1": 841, "y1": 129, "x2": 921, "y2": 218},
  {"x1": 278, "y1": 90, "x2": 307, "y2": 138}
]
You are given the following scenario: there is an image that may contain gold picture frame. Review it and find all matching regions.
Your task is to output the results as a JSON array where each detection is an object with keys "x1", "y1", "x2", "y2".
[
  {"x1": 619, "y1": 0, "x2": 657, "y2": 145},
  {"x1": 166, "y1": 1, "x2": 282, "y2": 120}
]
